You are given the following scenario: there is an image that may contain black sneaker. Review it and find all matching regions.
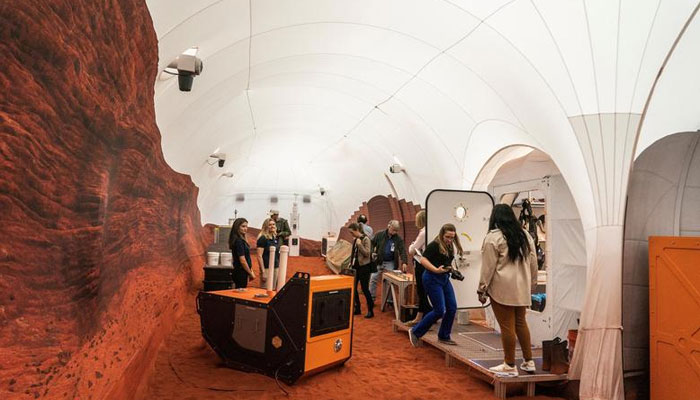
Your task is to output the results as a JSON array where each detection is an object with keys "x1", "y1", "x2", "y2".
[
  {"x1": 408, "y1": 328, "x2": 420, "y2": 347},
  {"x1": 438, "y1": 338, "x2": 458, "y2": 346}
]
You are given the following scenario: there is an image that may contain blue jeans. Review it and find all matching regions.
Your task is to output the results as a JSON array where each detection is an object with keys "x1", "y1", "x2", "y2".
[
  {"x1": 369, "y1": 261, "x2": 395, "y2": 299},
  {"x1": 412, "y1": 271, "x2": 456, "y2": 340}
]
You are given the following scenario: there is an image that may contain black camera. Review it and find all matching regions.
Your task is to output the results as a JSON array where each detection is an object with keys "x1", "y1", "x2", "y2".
[{"x1": 443, "y1": 266, "x2": 464, "y2": 281}]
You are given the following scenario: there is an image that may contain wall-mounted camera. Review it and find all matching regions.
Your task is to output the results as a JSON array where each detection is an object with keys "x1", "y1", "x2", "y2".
[
  {"x1": 389, "y1": 164, "x2": 405, "y2": 173},
  {"x1": 319, "y1": 187, "x2": 326, "y2": 196},
  {"x1": 166, "y1": 47, "x2": 204, "y2": 92},
  {"x1": 209, "y1": 152, "x2": 226, "y2": 167}
]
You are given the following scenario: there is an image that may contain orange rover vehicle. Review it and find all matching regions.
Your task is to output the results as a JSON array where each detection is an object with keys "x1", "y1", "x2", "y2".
[{"x1": 196, "y1": 270, "x2": 355, "y2": 384}]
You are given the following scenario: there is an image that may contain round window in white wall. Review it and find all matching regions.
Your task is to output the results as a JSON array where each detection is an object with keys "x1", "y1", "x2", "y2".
[{"x1": 454, "y1": 204, "x2": 468, "y2": 221}]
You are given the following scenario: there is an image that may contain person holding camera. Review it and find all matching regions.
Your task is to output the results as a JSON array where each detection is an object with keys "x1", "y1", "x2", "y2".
[
  {"x1": 478, "y1": 204, "x2": 538, "y2": 376},
  {"x1": 408, "y1": 223, "x2": 463, "y2": 347},
  {"x1": 348, "y1": 223, "x2": 374, "y2": 318}
]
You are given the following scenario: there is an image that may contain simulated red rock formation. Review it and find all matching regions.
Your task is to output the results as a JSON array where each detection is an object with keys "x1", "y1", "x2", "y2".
[
  {"x1": 0, "y1": 1, "x2": 207, "y2": 398},
  {"x1": 339, "y1": 195, "x2": 423, "y2": 245}
]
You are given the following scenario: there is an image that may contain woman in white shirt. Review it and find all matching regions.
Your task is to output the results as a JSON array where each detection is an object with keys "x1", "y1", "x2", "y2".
[{"x1": 407, "y1": 210, "x2": 430, "y2": 326}]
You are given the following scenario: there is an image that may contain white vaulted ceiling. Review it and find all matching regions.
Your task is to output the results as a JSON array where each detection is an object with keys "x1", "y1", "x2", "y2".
[{"x1": 146, "y1": 0, "x2": 700, "y2": 239}]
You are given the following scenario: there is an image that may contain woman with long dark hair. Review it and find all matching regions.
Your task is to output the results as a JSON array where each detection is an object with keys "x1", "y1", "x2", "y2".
[
  {"x1": 348, "y1": 223, "x2": 374, "y2": 318},
  {"x1": 229, "y1": 218, "x2": 255, "y2": 288},
  {"x1": 408, "y1": 223, "x2": 463, "y2": 347},
  {"x1": 479, "y1": 204, "x2": 538, "y2": 376}
]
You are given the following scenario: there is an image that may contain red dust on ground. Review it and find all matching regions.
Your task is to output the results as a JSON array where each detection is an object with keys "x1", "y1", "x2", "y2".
[{"x1": 137, "y1": 257, "x2": 564, "y2": 400}]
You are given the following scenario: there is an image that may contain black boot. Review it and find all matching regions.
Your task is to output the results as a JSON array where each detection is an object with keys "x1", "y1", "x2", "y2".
[
  {"x1": 365, "y1": 304, "x2": 374, "y2": 318},
  {"x1": 354, "y1": 304, "x2": 362, "y2": 315},
  {"x1": 542, "y1": 339, "x2": 554, "y2": 371}
]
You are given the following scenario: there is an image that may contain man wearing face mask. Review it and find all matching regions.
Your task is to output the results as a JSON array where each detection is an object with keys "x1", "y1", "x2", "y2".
[{"x1": 369, "y1": 220, "x2": 408, "y2": 301}]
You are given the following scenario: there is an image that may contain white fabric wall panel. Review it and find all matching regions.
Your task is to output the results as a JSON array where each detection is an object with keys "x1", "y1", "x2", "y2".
[
  {"x1": 420, "y1": 56, "x2": 521, "y2": 127},
  {"x1": 629, "y1": 0, "x2": 700, "y2": 112},
  {"x1": 249, "y1": 54, "x2": 409, "y2": 94},
  {"x1": 251, "y1": 24, "x2": 437, "y2": 75},
  {"x1": 635, "y1": 11, "x2": 700, "y2": 157},
  {"x1": 680, "y1": 152, "x2": 700, "y2": 233},
  {"x1": 487, "y1": 0, "x2": 581, "y2": 116},
  {"x1": 395, "y1": 80, "x2": 474, "y2": 168},
  {"x1": 451, "y1": 0, "x2": 514, "y2": 20},
  {"x1": 252, "y1": 0, "x2": 478, "y2": 49},
  {"x1": 584, "y1": 0, "x2": 621, "y2": 113},
  {"x1": 147, "y1": 0, "x2": 219, "y2": 37},
  {"x1": 533, "y1": 0, "x2": 598, "y2": 115},
  {"x1": 549, "y1": 174, "x2": 587, "y2": 315},
  {"x1": 615, "y1": 0, "x2": 659, "y2": 112}
]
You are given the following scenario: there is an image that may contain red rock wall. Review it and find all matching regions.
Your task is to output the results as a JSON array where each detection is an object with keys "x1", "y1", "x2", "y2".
[
  {"x1": 339, "y1": 195, "x2": 423, "y2": 246},
  {"x1": 0, "y1": 1, "x2": 207, "y2": 399}
]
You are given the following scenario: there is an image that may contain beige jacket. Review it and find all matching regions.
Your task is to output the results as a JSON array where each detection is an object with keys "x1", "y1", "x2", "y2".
[
  {"x1": 479, "y1": 229, "x2": 537, "y2": 306},
  {"x1": 350, "y1": 236, "x2": 372, "y2": 267}
]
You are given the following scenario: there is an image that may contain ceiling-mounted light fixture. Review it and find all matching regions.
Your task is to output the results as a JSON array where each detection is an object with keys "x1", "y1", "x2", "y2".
[
  {"x1": 389, "y1": 163, "x2": 405, "y2": 173},
  {"x1": 165, "y1": 47, "x2": 204, "y2": 92},
  {"x1": 209, "y1": 152, "x2": 226, "y2": 167},
  {"x1": 220, "y1": 172, "x2": 233, "y2": 178}
]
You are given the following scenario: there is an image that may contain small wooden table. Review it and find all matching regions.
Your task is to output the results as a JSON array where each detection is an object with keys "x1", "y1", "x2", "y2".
[{"x1": 380, "y1": 271, "x2": 414, "y2": 320}]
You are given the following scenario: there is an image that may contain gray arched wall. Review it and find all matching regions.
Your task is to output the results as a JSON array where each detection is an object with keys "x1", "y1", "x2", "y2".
[{"x1": 623, "y1": 131, "x2": 700, "y2": 375}]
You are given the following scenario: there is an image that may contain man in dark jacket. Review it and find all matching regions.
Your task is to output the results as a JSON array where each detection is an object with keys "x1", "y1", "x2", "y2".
[
  {"x1": 270, "y1": 209, "x2": 292, "y2": 246},
  {"x1": 369, "y1": 220, "x2": 408, "y2": 300}
]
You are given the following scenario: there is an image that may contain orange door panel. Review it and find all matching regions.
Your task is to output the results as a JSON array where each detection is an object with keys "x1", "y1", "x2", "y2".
[{"x1": 649, "y1": 236, "x2": 700, "y2": 400}]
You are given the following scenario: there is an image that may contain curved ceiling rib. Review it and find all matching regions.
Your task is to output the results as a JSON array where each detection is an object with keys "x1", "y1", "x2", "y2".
[
  {"x1": 156, "y1": 52, "x2": 484, "y2": 169},
  {"x1": 156, "y1": 17, "x2": 548, "y2": 133}
]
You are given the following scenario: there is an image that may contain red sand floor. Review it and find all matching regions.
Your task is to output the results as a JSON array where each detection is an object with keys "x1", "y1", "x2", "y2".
[{"x1": 137, "y1": 257, "x2": 564, "y2": 400}]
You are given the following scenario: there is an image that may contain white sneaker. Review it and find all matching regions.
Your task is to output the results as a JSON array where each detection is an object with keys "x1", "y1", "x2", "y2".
[
  {"x1": 520, "y1": 359, "x2": 536, "y2": 373},
  {"x1": 489, "y1": 362, "x2": 519, "y2": 377}
]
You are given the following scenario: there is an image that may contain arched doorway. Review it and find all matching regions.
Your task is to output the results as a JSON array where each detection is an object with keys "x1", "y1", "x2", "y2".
[
  {"x1": 476, "y1": 148, "x2": 588, "y2": 346},
  {"x1": 622, "y1": 131, "x2": 700, "y2": 398}
]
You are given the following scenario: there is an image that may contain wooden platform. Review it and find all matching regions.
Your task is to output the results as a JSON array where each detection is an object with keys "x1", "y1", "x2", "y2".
[{"x1": 393, "y1": 320, "x2": 567, "y2": 399}]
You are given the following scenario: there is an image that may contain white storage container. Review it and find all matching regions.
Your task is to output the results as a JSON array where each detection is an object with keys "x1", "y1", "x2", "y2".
[
  {"x1": 207, "y1": 252, "x2": 220, "y2": 266},
  {"x1": 220, "y1": 252, "x2": 233, "y2": 266}
]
